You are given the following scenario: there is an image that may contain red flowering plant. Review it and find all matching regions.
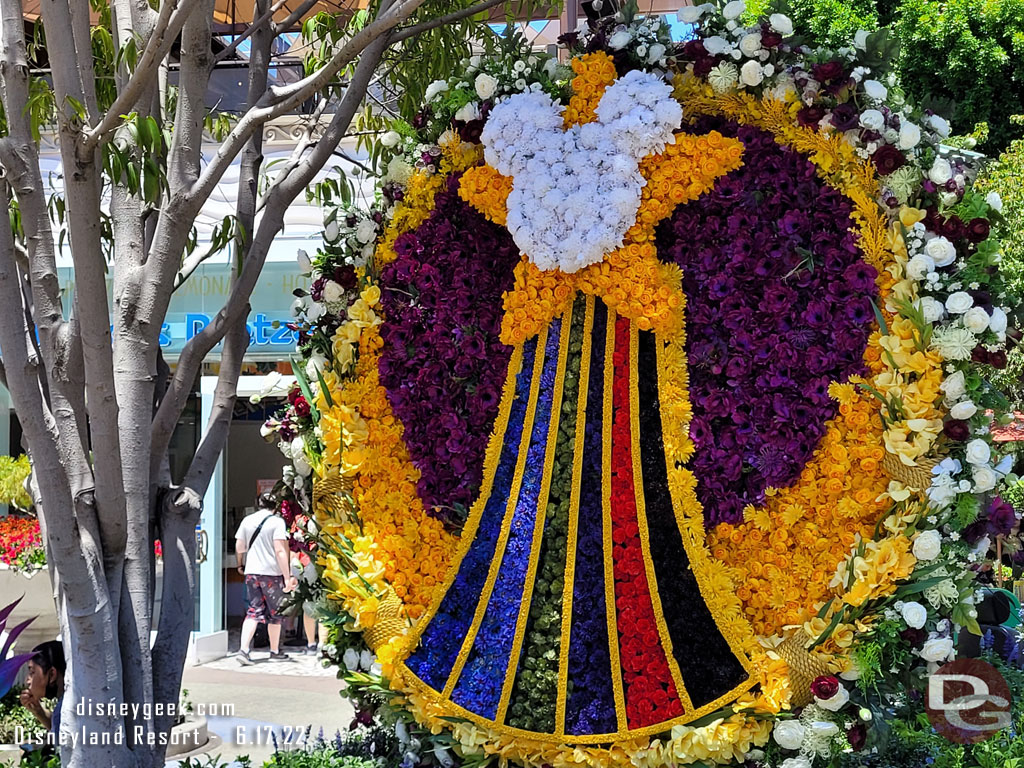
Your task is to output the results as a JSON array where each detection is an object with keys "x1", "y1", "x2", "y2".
[{"x1": 0, "y1": 515, "x2": 45, "y2": 574}]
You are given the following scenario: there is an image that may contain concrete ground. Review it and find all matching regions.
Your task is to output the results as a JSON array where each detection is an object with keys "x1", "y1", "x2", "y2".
[{"x1": 167, "y1": 651, "x2": 354, "y2": 767}]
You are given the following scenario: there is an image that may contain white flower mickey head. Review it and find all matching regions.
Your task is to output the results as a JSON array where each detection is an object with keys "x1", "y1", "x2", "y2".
[{"x1": 482, "y1": 70, "x2": 682, "y2": 273}]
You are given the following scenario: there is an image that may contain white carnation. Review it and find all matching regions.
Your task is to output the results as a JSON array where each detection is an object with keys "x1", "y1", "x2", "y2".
[
  {"x1": 739, "y1": 33, "x2": 762, "y2": 57},
  {"x1": 986, "y1": 191, "x2": 1004, "y2": 213}
]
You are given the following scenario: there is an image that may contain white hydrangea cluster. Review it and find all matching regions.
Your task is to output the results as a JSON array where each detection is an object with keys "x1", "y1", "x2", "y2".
[{"x1": 482, "y1": 69, "x2": 681, "y2": 273}]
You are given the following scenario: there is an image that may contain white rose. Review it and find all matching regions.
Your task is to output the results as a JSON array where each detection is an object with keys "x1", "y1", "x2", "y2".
[
  {"x1": 905, "y1": 254, "x2": 934, "y2": 280},
  {"x1": 740, "y1": 60, "x2": 764, "y2": 86},
  {"x1": 863, "y1": 79, "x2": 888, "y2": 101},
  {"x1": 986, "y1": 191, "x2": 1004, "y2": 213},
  {"x1": 989, "y1": 307, "x2": 1008, "y2": 334},
  {"x1": 355, "y1": 218, "x2": 377, "y2": 245},
  {"x1": 929, "y1": 114, "x2": 951, "y2": 138},
  {"x1": 723, "y1": 0, "x2": 746, "y2": 20},
  {"x1": 772, "y1": 720, "x2": 806, "y2": 751},
  {"x1": 965, "y1": 439, "x2": 991, "y2": 466},
  {"x1": 816, "y1": 685, "x2": 850, "y2": 712},
  {"x1": 945, "y1": 291, "x2": 974, "y2": 314},
  {"x1": 928, "y1": 157, "x2": 953, "y2": 185},
  {"x1": 424, "y1": 79, "x2": 448, "y2": 102},
  {"x1": 342, "y1": 648, "x2": 360, "y2": 671},
  {"x1": 924, "y1": 236, "x2": 957, "y2": 267},
  {"x1": 919, "y1": 296, "x2": 945, "y2": 323},
  {"x1": 781, "y1": 758, "x2": 813, "y2": 768},
  {"x1": 950, "y1": 401, "x2": 978, "y2": 420},
  {"x1": 912, "y1": 529, "x2": 942, "y2": 561},
  {"x1": 901, "y1": 601, "x2": 928, "y2": 629},
  {"x1": 962, "y1": 306, "x2": 990, "y2": 334},
  {"x1": 647, "y1": 43, "x2": 666, "y2": 63},
  {"x1": 380, "y1": 130, "x2": 401, "y2": 148},
  {"x1": 854, "y1": 29, "x2": 869, "y2": 50},
  {"x1": 678, "y1": 4, "x2": 707, "y2": 23},
  {"x1": 703, "y1": 35, "x2": 731, "y2": 55},
  {"x1": 920, "y1": 636, "x2": 954, "y2": 662},
  {"x1": 859, "y1": 109, "x2": 885, "y2": 131},
  {"x1": 322, "y1": 280, "x2": 345, "y2": 304},
  {"x1": 940, "y1": 370, "x2": 967, "y2": 400},
  {"x1": 475, "y1": 73, "x2": 498, "y2": 100},
  {"x1": 973, "y1": 465, "x2": 998, "y2": 493},
  {"x1": 454, "y1": 101, "x2": 481, "y2": 123},
  {"x1": 769, "y1": 13, "x2": 794, "y2": 35},
  {"x1": 899, "y1": 121, "x2": 921, "y2": 149},
  {"x1": 739, "y1": 33, "x2": 762, "y2": 57},
  {"x1": 608, "y1": 29, "x2": 632, "y2": 49}
]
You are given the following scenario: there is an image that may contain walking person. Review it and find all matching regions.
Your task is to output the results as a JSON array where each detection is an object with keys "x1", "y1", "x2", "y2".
[{"x1": 235, "y1": 493, "x2": 298, "y2": 664}]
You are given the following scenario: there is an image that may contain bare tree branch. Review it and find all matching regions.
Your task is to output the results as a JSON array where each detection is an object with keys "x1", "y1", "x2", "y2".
[
  {"x1": 271, "y1": 0, "x2": 321, "y2": 35},
  {"x1": 188, "y1": 0, "x2": 425, "y2": 208},
  {"x1": 212, "y1": 0, "x2": 292, "y2": 64},
  {"x1": 85, "y1": 0, "x2": 206, "y2": 151},
  {"x1": 172, "y1": 241, "x2": 222, "y2": 289},
  {"x1": 391, "y1": 0, "x2": 507, "y2": 43}
]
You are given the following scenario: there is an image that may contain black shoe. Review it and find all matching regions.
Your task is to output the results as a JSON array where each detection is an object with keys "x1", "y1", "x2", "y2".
[
  {"x1": 305, "y1": 645, "x2": 318, "y2": 656},
  {"x1": 269, "y1": 650, "x2": 291, "y2": 660},
  {"x1": 237, "y1": 649, "x2": 254, "y2": 666}
]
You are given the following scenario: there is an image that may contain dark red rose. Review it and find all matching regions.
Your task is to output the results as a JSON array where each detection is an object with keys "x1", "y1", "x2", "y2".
[
  {"x1": 943, "y1": 419, "x2": 971, "y2": 442},
  {"x1": 760, "y1": 27, "x2": 783, "y2": 47},
  {"x1": 988, "y1": 349, "x2": 1008, "y2": 369},
  {"x1": 872, "y1": 145, "x2": 907, "y2": 175},
  {"x1": 967, "y1": 217, "x2": 992, "y2": 244},
  {"x1": 334, "y1": 264, "x2": 358, "y2": 290},
  {"x1": 848, "y1": 722, "x2": 867, "y2": 751},
  {"x1": 293, "y1": 395, "x2": 311, "y2": 418},
  {"x1": 830, "y1": 102, "x2": 860, "y2": 131},
  {"x1": 287, "y1": 387, "x2": 300, "y2": 405},
  {"x1": 901, "y1": 627, "x2": 927, "y2": 646},
  {"x1": 941, "y1": 214, "x2": 967, "y2": 242},
  {"x1": 812, "y1": 60, "x2": 846, "y2": 83},
  {"x1": 987, "y1": 497, "x2": 1017, "y2": 536},
  {"x1": 810, "y1": 675, "x2": 841, "y2": 700},
  {"x1": 797, "y1": 105, "x2": 827, "y2": 127},
  {"x1": 310, "y1": 276, "x2": 326, "y2": 302}
]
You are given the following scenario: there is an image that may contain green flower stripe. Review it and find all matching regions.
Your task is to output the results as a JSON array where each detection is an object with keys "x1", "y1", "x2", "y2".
[{"x1": 506, "y1": 294, "x2": 587, "y2": 732}]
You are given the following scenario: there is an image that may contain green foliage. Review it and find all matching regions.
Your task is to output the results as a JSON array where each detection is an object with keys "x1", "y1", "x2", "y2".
[
  {"x1": 0, "y1": 688, "x2": 46, "y2": 744},
  {"x1": 748, "y1": 0, "x2": 879, "y2": 48},
  {"x1": 0, "y1": 455, "x2": 32, "y2": 511},
  {"x1": 893, "y1": 0, "x2": 1024, "y2": 154},
  {"x1": 976, "y1": 124, "x2": 1024, "y2": 406}
]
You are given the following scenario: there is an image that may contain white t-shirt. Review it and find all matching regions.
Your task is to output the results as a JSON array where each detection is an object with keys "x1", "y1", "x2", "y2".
[{"x1": 235, "y1": 511, "x2": 288, "y2": 576}]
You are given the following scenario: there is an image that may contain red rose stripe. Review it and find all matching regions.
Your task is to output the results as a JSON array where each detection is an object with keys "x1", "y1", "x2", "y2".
[{"x1": 609, "y1": 314, "x2": 684, "y2": 729}]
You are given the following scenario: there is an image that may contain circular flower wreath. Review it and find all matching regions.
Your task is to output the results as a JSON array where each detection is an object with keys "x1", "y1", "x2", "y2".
[{"x1": 285, "y1": 4, "x2": 1021, "y2": 767}]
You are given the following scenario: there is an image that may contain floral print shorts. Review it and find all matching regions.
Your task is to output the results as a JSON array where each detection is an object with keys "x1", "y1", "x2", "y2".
[{"x1": 244, "y1": 574, "x2": 286, "y2": 624}]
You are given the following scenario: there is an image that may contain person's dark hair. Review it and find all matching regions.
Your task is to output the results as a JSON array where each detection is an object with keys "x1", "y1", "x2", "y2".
[
  {"x1": 256, "y1": 492, "x2": 277, "y2": 511},
  {"x1": 31, "y1": 641, "x2": 65, "y2": 698}
]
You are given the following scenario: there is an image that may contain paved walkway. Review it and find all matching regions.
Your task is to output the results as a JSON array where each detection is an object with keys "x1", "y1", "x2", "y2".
[{"x1": 167, "y1": 661, "x2": 354, "y2": 767}]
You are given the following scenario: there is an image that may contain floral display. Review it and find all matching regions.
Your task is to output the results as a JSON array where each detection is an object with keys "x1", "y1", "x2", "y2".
[
  {"x1": 259, "y1": 2, "x2": 1024, "y2": 767},
  {"x1": 0, "y1": 515, "x2": 45, "y2": 573}
]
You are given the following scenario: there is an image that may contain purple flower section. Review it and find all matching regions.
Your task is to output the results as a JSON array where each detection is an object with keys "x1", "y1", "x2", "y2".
[
  {"x1": 405, "y1": 337, "x2": 539, "y2": 691},
  {"x1": 565, "y1": 300, "x2": 617, "y2": 735},
  {"x1": 450, "y1": 318, "x2": 563, "y2": 719},
  {"x1": 378, "y1": 175, "x2": 520, "y2": 525},
  {"x1": 655, "y1": 118, "x2": 877, "y2": 527}
]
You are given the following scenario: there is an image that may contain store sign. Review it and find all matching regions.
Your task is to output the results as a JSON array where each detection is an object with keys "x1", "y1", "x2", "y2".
[{"x1": 59, "y1": 259, "x2": 310, "y2": 360}]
